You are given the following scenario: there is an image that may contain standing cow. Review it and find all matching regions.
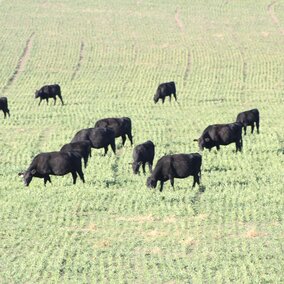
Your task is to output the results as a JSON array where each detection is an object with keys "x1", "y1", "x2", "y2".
[
  {"x1": 60, "y1": 140, "x2": 92, "y2": 168},
  {"x1": 132, "y1": 140, "x2": 155, "y2": 174},
  {"x1": 19, "y1": 151, "x2": 85, "y2": 186},
  {"x1": 0, "y1": 97, "x2": 10, "y2": 118},
  {"x1": 194, "y1": 123, "x2": 243, "y2": 152},
  {"x1": 71, "y1": 127, "x2": 116, "y2": 155},
  {"x1": 146, "y1": 153, "x2": 202, "y2": 192},
  {"x1": 236, "y1": 108, "x2": 260, "y2": 135},
  {"x1": 154, "y1": 81, "x2": 177, "y2": 104},
  {"x1": 35, "y1": 84, "x2": 64, "y2": 106},
  {"x1": 94, "y1": 117, "x2": 133, "y2": 146}
]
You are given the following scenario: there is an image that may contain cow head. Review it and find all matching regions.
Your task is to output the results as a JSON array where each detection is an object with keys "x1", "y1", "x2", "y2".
[
  {"x1": 153, "y1": 94, "x2": 159, "y2": 104},
  {"x1": 18, "y1": 169, "x2": 36, "y2": 186},
  {"x1": 35, "y1": 90, "x2": 40, "y2": 98},
  {"x1": 146, "y1": 177, "x2": 157, "y2": 189},
  {"x1": 193, "y1": 137, "x2": 211, "y2": 151},
  {"x1": 132, "y1": 161, "x2": 142, "y2": 174}
]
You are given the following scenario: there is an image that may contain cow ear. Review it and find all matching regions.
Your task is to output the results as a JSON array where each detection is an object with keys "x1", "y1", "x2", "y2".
[
  {"x1": 205, "y1": 138, "x2": 210, "y2": 142},
  {"x1": 31, "y1": 169, "x2": 36, "y2": 175},
  {"x1": 193, "y1": 139, "x2": 198, "y2": 142},
  {"x1": 18, "y1": 172, "x2": 24, "y2": 177}
]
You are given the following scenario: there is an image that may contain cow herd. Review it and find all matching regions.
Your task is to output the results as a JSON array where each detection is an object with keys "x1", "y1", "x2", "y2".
[{"x1": 1, "y1": 81, "x2": 260, "y2": 192}]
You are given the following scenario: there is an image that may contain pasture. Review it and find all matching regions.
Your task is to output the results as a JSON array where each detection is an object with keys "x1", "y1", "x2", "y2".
[{"x1": 0, "y1": 0, "x2": 283, "y2": 282}]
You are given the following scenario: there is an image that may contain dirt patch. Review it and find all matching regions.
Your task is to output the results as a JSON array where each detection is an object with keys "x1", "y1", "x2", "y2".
[
  {"x1": 94, "y1": 240, "x2": 111, "y2": 249},
  {"x1": 261, "y1": 31, "x2": 270, "y2": 37},
  {"x1": 135, "y1": 246, "x2": 162, "y2": 255},
  {"x1": 244, "y1": 228, "x2": 268, "y2": 238},
  {"x1": 175, "y1": 8, "x2": 184, "y2": 32},
  {"x1": 117, "y1": 215, "x2": 155, "y2": 223},
  {"x1": 2, "y1": 32, "x2": 35, "y2": 93},
  {"x1": 180, "y1": 237, "x2": 196, "y2": 246},
  {"x1": 71, "y1": 41, "x2": 84, "y2": 80},
  {"x1": 267, "y1": 1, "x2": 284, "y2": 35},
  {"x1": 144, "y1": 230, "x2": 168, "y2": 239},
  {"x1": 163, "y1": 216, "x2": 177, "y2": 223}
]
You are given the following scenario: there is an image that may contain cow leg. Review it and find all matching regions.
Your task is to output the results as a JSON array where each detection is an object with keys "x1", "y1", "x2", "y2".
[
  {"x1": 77, "y1": 169, "x2": 85, "y2": 183},
  {"x1": 127, "y1": 133, "x2": 133, "y2": 145},
  {"x1": 58, "y1": 94, "x2": 64, "y2": 105},
  {"x1": 251, "y1": 124, "x2": 255, "y2": 134},
  {"x1": 169, "y1": 94, "x2": 172, "y2": 102},
  {"x1": 162, "y1": 98, "x2": 165, "y2": 104},
  {"x1": 53, "y1": 97, "x2": 56, "y2": 105},
  {"x1": 3, "y1": 111, "x2": 6, "y2": 118},
  {"x1": 83, "y1": 156, "x2": 88, "y2": 168},
  {"x1": 71, "y1": 171, "x2": 77, "y2": 184},
  {"x1": 104, "y1": 146, "x2": 108, "y2": 156},
  {"x1": 170, "y1": 177, "x2": 174, "y2": 188},
  {"x1": 256, "y1": 121, "x2": 260, "y2": 134},
  {"x1": 148, "y1": 162, "x2": 153, "y2": 173},
  {"x1": 243, "y1": 125, "x2": 247, "y2": 135},
  {"x1": 173, "y1": 92, "x2": 177, "y2": 101},
  {"x1": 159, "y1": 181, "x2": 164, "y2": 192},
  {"x1": 110, "y1": 142, "x2": 116, "y2": 154},
  {"x1": 192, "y1": 174, "x2": 200, "y2": 188},
  {"x1": 44, "y1": 175, "x2": 51, "y2": 186},
  {"x1": 216, "y1": 145, "x2": 220, "y2": 151},
  {"x1": 142, "y1": 163, "x2": 146, "y2": 174},
  {"x1": 236, "y1": 139, "x2": 242, "y2": 152},
  {"x1": 121, "y1": 135, "x2": 127, "y2": 146},
  {"x1": 38, "y1": 98, "x2": 43, "y2": 106},
  {"x1": 46, "y1": 98, "x2": 49, "y2": 105}
]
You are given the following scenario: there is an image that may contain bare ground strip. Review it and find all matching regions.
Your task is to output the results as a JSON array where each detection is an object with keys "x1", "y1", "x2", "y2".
[
  {"x1": 2, "y1": 32, "x2": 35, "y2": 93},
  {"x1": 71, "y1": 41, "x2": 84, "y2": 80}
]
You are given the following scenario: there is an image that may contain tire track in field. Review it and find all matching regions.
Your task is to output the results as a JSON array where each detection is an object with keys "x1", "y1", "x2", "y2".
[
  {"x1": 183, "y1": 49, "x2": 191, "y2": 87},
  {"x1": 267, "y1": 1, "x2": 284, "y2": 35},
  {"x1": 175, "y1": 8, "x2": 191, "y2": 87},
  {"x1": 71, "y1": 41, "x2": 84, "y2": 80},
  {"x1": 232, "y1": 34, "x2": 247, "y2": 91},
  {"x1": 175, "y1": 8, "x2": 184, "y2": 32},
  {"x1": 2, "y1": 32, "x2": 35, "y2": 93}
]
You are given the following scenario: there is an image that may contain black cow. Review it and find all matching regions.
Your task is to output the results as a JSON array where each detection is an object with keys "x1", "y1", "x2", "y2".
[
  {"x1": 94, "y1": 117, "x2": 133, "y2": 146},
  {"x1": 18, "y1": 151, "x2": 84, "y2": 186},
  {"x1": 60, "y1": 140, "x2": 92, "y2": 168},
  {"x1": 35, "y1": 84, "x2": 64, "y2": 106},
  {"x1": 71, "y1": 127, "x2": 116, "y2": 155},
  {"x1": 0, "y1": 97, "x2": 10, "y2": 118},
  {"x1": 132, "y1": 140, "x2": 155, "y2": 174},
  {"x1": 194, "y1": 123, "x2": 243, "y2": 152},
  {"x1": 154, "y1": 81, "x2": 177, "y2": 104},
  {"x1": 146, "y1": 153, "x2": 202, "y2": 192},
  {"x1": 236, "y1": 108, "x2": 260, "y2": 135}
]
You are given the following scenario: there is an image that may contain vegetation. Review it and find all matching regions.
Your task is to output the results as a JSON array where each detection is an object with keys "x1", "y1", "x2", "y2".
[{"x1": 0, "y1": 0, "x2": 283, "y2": 282}]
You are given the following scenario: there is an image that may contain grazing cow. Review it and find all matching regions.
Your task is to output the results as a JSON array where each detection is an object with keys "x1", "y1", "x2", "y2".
[
  {"x1": 146, "y1": 153, "x2": 202, "y2": 192},
  {"x1": 194, "y1": 123, "x2": 243, "y2": 152},
  {"x1": 132, "y1": 140, "x2": 155, "y2": 174},
  {"x1": 35, "y1": 84, "x2": 64, "y2": 106},
  {"x1": 71, "y1": 127, "x2": 116, "y2": 155},
  {"x1": 18, "y1": 151, "x2": 84, "y2": 186},
  {"x1": 0, "y1": 97, "x2": 10, "y2": 118},
  {"x1": 60, "y1": 140, "x2": 92, "y2": 168},
  {"x1": 236, "y1": 108, "x2": 260, "y2": 135},
  {"x1": 154, "y1": 81, "x2": 177, "y2": 104},
  {"x1": 94, "y1": 117, "x2": 133, "y2": 146}
]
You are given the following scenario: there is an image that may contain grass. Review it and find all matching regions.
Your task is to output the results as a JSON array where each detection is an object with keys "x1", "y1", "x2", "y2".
[{"x1": 0, "y1": 0, "x2": 283, "y2": 283}]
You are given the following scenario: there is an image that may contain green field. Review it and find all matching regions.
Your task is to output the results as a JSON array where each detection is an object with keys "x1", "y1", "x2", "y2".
[{"x1": 0, "y1": 0, "x2": 284, "y2": 283}]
